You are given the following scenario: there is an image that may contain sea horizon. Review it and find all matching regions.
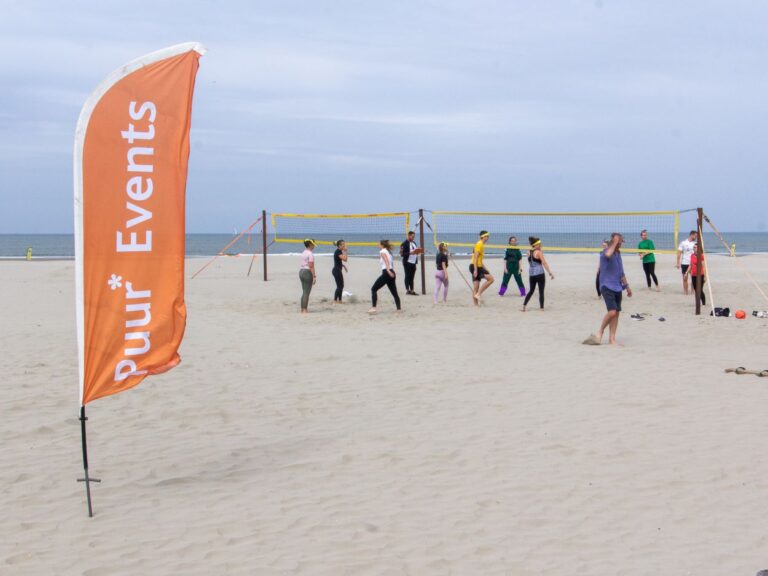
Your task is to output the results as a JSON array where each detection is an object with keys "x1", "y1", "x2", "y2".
[{"x1": 2, "y1": 231, "x2": 767, "y2": 260}]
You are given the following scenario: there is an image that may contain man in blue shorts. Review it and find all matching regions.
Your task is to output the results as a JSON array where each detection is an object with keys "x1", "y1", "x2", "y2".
[{"x1": 588, "y1": 232, "x2": 633, "y2": 345}]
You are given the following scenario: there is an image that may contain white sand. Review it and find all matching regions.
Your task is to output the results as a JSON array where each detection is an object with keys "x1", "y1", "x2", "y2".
[{"x1": 2, "y1": 253, "x2": 768, "y2": 575}]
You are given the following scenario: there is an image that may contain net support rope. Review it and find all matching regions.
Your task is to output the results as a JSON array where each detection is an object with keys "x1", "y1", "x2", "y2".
[
  {"x1": 418, "y1": 214, "x2": 435, "y2": 255},
  {"x1": 697, "y1": 219, "x2": 717, "y2": 318},
  {"x1": 704, "y1": 213, "x2": 768, "y2": 305},
  {"x1": 191, "y1": 216, "x2": 262, "y2": 279},
  {"x1": 247, "y1": 239, "x2": 275, "y2": 277}
]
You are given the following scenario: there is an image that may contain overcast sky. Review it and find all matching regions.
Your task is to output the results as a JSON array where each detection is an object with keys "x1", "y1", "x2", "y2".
[{"x1": 1, "y1": 0, "x2": 766, "y2": 232}]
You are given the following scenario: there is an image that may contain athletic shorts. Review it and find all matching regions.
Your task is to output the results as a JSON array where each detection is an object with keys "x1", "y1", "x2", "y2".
[
  {"x1": 681, "y1": 264, "x2": 690, "y2": 275},
  {"x1": 469, "y1": 264, "x2": 488, "y2": 281},
  {"x1": 602, "y1": 288, "x2": 622, "y2": 312}
]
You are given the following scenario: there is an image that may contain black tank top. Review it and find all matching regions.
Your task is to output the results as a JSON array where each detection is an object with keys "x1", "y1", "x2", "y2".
[{"x1": 528, "y1": 250, "x2": 544, "y2": 276}]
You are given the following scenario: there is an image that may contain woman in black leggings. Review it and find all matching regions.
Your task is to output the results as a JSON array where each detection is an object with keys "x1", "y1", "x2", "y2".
[
  {"x1": 332, "y1": 239, "x2": 348, "y2": 303},
  {"x1": 522, "y1": 237, "x2": 555, "y2": 311},
  {"x1": 369, "y1": 240, "x2": 401, "y2": 314},
  {"x1": 638, "y1": 230, "x2": 659, "y2": 291}
]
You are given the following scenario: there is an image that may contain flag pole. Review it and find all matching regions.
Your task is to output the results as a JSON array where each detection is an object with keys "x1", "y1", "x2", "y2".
[{"x1": 78, "y1": 406, "x2": 101, "y2": 517}]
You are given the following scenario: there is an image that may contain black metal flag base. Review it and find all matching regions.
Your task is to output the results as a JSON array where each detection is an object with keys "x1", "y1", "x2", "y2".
[
  {"x1": 77, "y1": 475, "x2": 101, "y2": 517},
  {"x1": 79, "y1": 406, "x2": 100, "y2": 517}
]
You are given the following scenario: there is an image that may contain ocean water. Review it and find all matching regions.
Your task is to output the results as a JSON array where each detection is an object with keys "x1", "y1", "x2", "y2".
[{"x1": 1, "y1": 232, "x2": 767, "y2": 259}]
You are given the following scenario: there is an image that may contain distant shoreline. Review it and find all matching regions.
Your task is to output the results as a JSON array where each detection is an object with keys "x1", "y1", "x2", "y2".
[
  {"x1": 3, "y1": 232, "x2": 766, "y2": 259},
  {"x1": 2, "y1": 251, "x2": 764, "y2": 263}
]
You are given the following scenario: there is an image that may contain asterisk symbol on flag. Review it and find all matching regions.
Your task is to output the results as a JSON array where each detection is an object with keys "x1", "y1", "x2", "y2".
[{"x1": 108, "y1": 274, "x2": 123, "y2": 290}]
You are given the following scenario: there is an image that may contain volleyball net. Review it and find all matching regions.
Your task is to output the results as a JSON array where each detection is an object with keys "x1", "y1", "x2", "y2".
[
  {"x1": 271, "y1": 212, "x2": 411, "y2": 251},
  {"x1": 430, "y1": 211, "x2": 687, "y2": 254}
]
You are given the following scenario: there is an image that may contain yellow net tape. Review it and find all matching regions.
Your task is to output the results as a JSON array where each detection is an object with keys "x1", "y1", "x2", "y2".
[
  {"x1": 432, "y1": 210, "x2": 679, "y2": 217},
  {"x1": 673, "y1": 211, "x2": 680, "y2": 252},
  {"x1": 433, "y1": 242, "x2": 679, "y2": 255}
]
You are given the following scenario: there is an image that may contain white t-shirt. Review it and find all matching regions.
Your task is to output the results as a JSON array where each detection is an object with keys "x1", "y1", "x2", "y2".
[
  {"x1": 380, "y1": 249, "x2": 393, "y2": 271},
  {"x1": 678, "y1": 239, "x2": 696, "y2": 265},
  {"x1": 300, "y1": 249, "x2": 314, "y2": 270},
  {"x1": 407, "y1": 241, "x2": 418, "y2": 264}
]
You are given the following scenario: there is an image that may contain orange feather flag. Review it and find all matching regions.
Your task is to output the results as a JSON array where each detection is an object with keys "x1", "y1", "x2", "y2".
[{"x1": 74, "y1": 43, "x2": 205, "y2": 406}]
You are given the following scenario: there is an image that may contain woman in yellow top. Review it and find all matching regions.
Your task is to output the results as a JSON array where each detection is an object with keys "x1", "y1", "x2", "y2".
[{"x1": 470, "y1": 230, "x2": 494, "y2": 305}]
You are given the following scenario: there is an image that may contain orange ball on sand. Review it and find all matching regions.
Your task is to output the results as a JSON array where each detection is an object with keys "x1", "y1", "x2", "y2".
[{"x1": 735, "y1": 310, "x2": 746, "y2": 319}]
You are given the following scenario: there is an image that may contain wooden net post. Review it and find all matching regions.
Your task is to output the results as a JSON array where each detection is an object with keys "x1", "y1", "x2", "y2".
[
  {"x1": 419, "y1": 208, "x2": 426, "y2": 295},
  {"x1": 695, "y1": 207, "x2": 703, "y2": 315},
  {"x1": 262, "y1": 209, "x2": 268, "y2": 282}
]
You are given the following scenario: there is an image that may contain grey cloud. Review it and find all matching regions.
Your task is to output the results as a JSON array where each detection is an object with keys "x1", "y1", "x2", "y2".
[{"x1": 1, "y1": 0, "x2": 767, "y2": 232}]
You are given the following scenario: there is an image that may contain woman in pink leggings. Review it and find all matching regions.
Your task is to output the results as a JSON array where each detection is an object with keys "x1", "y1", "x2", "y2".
[{"x1": 434, "y1": 242, "x2": 449, "y2": 303}]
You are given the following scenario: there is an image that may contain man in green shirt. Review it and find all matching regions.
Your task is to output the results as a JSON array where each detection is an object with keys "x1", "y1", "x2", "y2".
[
  {"x1": 638, "y1": 229, "x2": 659, "y2": 291},
  {"x1": 499, "y1": 236, "x2": 526, "y2": 297}
]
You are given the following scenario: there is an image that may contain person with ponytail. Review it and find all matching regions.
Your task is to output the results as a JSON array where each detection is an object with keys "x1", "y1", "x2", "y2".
[
  {"x1": 521, "y1": 236, "x2": 554, "y2": 311},
  {"x1": 369, "y1": 240, "x2": 402, "y2": 314},
  {"x1": 332, "y1": 239, "x2": 348, "y2": 303},
  {"x1": 299, "y1": 239, "x2": 317, "y2": 313},
  {"x1": 434, "y1": 242, "x2": 449, "y2": 303}
]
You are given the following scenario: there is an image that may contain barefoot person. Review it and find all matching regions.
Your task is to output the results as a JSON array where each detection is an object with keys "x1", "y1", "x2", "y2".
[
  {"x1": 399, "y1": 231, "x2": 421, "y2": 295},
  {"x1": 499, "y1": 236, "x2": 525, "y2": 297},
  {"x1": 369, "y1": 240, "x2": 401, "y2": 314},
  {"x1": 470, "y1": 231, "x2": 494, "y2": 304},
  {"x1": 587, "y1": 232, "x2": 633, "y2": 345},
  {"x1": 676, "y1": 230, "x2": 698, "y2": 295},
  {"x1": 299, "y1": 239, "x2": 317, "y2": 313},
  {"x1": 434, "y1": 242, "x2": 449, "y2": 303},
  {"x1": 521, "y1": 237, "x2": 554, "y2": 311},
  {"x1": 332, "y1": 239, "x2": 348, "y2": 303},
  {"x1": 638, "y1": 229, "x2": 659, "y2": 291},
  {"x1": 690, "y1": 245, "x2": 707, "y2": 307}
]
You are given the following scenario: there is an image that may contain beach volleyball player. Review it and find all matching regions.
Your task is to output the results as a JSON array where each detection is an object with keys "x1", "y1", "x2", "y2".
[
  {"x1": 676, "y1": 230, "x2": 698, "y2": 295},
  {"x1": 299, "y1": 239, "x2": 317, "y2": 314},
  {"x1": 584, "y1": 232, "x2": 633, "y2": 345},
  {"x1": 470, "y1": 231, "x2": 494, "y2": 304},
  {"x1": 332, "y1": 239, "x2": 348, "y2": 303},
  {"x1": 521, "y1": 236, "x2": 554, "y2": 311},
  {"x1": 369, "y1": 240, "x2": 402, "y2": 314}
]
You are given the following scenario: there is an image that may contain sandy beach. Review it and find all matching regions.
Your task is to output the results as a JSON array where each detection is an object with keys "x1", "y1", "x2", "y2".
[{"x1": 2, "y1": 252, "x2": 767, "y2": 575}]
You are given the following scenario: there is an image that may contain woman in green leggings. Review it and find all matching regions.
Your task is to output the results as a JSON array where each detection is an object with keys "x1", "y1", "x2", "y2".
[
  {"x1": 299, "y1": 239, "x2": 317, "y2": 313},
  {"x1": 499, "y1": 236, "x2": 526, "y2": 297}
]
